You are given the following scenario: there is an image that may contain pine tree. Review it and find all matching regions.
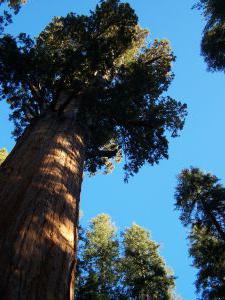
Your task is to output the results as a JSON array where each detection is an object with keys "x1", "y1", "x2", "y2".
[
  {"x1": 194, "y1": 0, "x2": 225, "y2": 71},
  {"x1": 121, "y1": 224, "x2": 175, "y2": 300},
  {"x1": 0, "y1": 1, "x2": 187, "y2": 299},
  {"x1": 189, "y1": 224, "x2": 225, "y2": 300},
  {"x1": 175, "y1": 168, "x2": 225, "y2": 299},
  {"x1": 175, "y1": 167, "x2": 225, "y2": 241},
  {"x1": 76, "y1": 216, "x2": 177, "y2": 300},
  {"x1": 76, "y1": 214, "x2": 120, "y2": 300}
]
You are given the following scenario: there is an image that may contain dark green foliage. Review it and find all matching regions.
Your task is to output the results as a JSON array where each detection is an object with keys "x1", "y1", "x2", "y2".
[
  {"x1": 194, "y1": 0, "x2": 225, "y2": 71},
  {"x1": 76, "y1": 214, "x2": 177, "y2": 299},
  {"x1": 0, "y1": 0, "x2": 25, "y2": 11},
  {"x1": 175, "y1": 168, "x2": 225, "y2": 299},
  {"x1": 175, "y1": 167, "x2": 225, "y2": 241},
  {"x1": 0, "y1": 0, "x2": 26, "y2": 33},
  {"x1": 189, "y1": 225, "x2": 225, "y2": 300},
  {"x1": 0, "y1": 0, "x2": 187, "y2": 179}
]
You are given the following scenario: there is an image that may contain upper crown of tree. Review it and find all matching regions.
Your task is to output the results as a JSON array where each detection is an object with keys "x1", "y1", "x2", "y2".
[
  {"x1": 194, "y1": 0, "x2": 225, "y2": 71},
  {"x1": 0, "y1": 0, "x2": 187, "y2": 179}
]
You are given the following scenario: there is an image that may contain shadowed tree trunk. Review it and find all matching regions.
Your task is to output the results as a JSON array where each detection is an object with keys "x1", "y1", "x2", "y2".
[{"x1": 0, "y1": 112, "x2": 85, "y2": 300}]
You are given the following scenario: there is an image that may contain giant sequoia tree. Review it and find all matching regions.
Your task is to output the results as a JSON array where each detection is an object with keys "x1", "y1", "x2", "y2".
[{"x1": 0, "y1": 1, "x2": 187, "y2": 299}]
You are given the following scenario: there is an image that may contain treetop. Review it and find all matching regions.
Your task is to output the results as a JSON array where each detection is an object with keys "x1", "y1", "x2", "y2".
[{"x1": 0, "y1": 0, "x2": 187, "y2": 179}]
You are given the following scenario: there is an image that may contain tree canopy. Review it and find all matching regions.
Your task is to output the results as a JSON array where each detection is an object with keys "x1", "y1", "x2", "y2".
[
  {"x1": 0, "y1": 0, "x2": 27, "y2": 33},
  {"x1": 76, "y1": 214, "x2": 120, "y2": 299},
  {"x1": 0, "y1": 0, "x2": 26, "y2": 10},
  {"x1": 189, "y1": 224, "x2": 225, "y2": 300},
  {"x1": 194, "y1": 0, "x2": 225, "y2": 71},
  {"x1": 121, "y1": 224, "x2": 175, "y2": 299},
  {"x1": 175, "y1": 167, "x2": 225, "y2": 241},
  {"x1": 76, "y1": 214, "x2": 177, "y2": 299},
  {"x1": 175, "y1": 168, "x2": 225, "y2": 299},
  {"x1": 0, "y1": 0, "x2": 187, "y2": 179}
]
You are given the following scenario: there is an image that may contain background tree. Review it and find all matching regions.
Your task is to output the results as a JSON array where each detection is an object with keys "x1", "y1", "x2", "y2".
[
  {"x1": 0, "y1": 147, "x2": 7, "y2": 165},
  {"x1": 194, "y1": 0, "x2": 225, "y2": 71},
  {"x1": 0, "y1": 0, "x2": 187, "y2": 299},
  {"x1": 175, "y1": 167, "x2": 225, "y2": 241},
  {"x1": 121, "y1": 224, "x2": 175, "y2": 300},
  {"x1": 76, "y1": 214, "x2": 120, "y2": 300},
  {"x1": 189, "y1": 224, "x2": 225, "y2": 300},
  {"x1": 175, "y1": 168, "x2": 225, "y2": 299},
  {"x1": 76, "y1": 216, "x2": 177, "y2": 300}
]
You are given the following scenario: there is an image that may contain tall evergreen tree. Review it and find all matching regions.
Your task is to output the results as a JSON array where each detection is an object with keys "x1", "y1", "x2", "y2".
[
  {"x1": 189, "y1": 224, "x2": 225, "y2": 300},
  {"x1": 121, "y1": 224, "x2": 175, "y2": 300},
  {"x1": 0, "y1": 147, "x2": 8, "y2": 165},
  {"x1": 0, "y1": 1, "x2": 187, "y2": 299},
  {"x1": 76, "y1": 216, "x2": 178, "y2": 300},
  {"x1": 175, "y1": 167, "x2": 225, "y2": 241},
  {"x1": 194, "y1": 0, "x2": 225, "y2": 71},
  {"x1": 175, "y1": 168, "x2": 225, "y2": 299},
  {"x1": 76, "y1": 214, "x2": 120, "y2": 300}
]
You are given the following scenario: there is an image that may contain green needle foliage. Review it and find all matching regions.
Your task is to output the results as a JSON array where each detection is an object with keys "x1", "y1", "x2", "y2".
[
  {"x1": 175, "y1": 168, "x2": 225, "y2": 299},
  {"x1": 76, "y1": 214, "x2": 120, "y2": 299},
  {"x1": 0, "y1": 0, "x2": 187, "y2": 179},
  {"x1": 0, "y1": 148, "x2": 7, "y2": 165},
  {"x1": 194, "y1": 0, "x2": 225, "y2": 71},
  {"x1": 175, "y1": 167, "x2": 225, "y2": 241},
  {"x1": 121, "y1": 224, "x2": 176, "y2": 300},
  {"x1": 189, "y1": 225, "x2": 225, "y2": 300},
  {"x1": 76, "y1": 214, "x2": 177, "y2": 300}
]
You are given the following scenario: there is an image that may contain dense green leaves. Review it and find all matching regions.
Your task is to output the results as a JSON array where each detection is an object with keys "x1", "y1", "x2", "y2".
[
  {"x1": 76, "y1": 214, "x2": 177, "y2": 299},
  {"x1": 195, "y1": 0, "x2": 225, "y2": 71},
  {"x1": 0, "y1": 0, "x2": 187, "y2": 178},
  {"x1": 175, "y1": 168, "x2": 225, "y2": 299},
  {"x1": 0, "y1": 148, "x2": 7, "y2": 165}
]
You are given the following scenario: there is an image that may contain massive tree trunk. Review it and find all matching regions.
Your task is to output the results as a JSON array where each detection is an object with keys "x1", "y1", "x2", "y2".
[{"x1": 0, "y1": 112, "x2": 85, "y2": 300}]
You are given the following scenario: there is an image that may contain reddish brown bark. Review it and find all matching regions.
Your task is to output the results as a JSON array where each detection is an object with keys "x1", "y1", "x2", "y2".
[{"x1": 0, "y1": 113, "x2": 85, "y2": 300}]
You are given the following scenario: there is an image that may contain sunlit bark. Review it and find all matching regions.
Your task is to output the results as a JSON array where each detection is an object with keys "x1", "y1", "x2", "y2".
[{"x1": 0, "y1": 113, "x2": 85, "y2": 300}]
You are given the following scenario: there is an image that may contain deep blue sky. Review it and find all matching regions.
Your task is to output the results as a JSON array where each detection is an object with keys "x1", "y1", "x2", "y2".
[{"x1": 1, "y1": 1, "x2": 225, "y2": 298}]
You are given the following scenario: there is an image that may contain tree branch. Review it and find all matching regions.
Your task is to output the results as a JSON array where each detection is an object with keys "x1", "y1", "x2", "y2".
[
  {"x1": 86, "y1": 149, "x2": 118, "y2": 160},
  {"x1": 115, "y1": 118, "x2": 164, "y2": 129}
]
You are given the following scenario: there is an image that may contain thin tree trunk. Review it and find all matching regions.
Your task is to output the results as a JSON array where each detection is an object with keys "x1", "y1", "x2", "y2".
[{"x1": 0, "y1": 112, "x2": 85, "y2": 300}]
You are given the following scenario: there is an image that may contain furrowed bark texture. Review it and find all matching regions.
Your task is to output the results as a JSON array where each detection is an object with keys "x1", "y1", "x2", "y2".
[{"x1": 0, "y1": 113, "x2": 85, "y2": 300}]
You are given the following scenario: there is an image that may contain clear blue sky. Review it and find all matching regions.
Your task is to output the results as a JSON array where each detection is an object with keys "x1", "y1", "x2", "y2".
[{"x1": 1, "y1": 0, "x2": 225, "y2": 299}]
